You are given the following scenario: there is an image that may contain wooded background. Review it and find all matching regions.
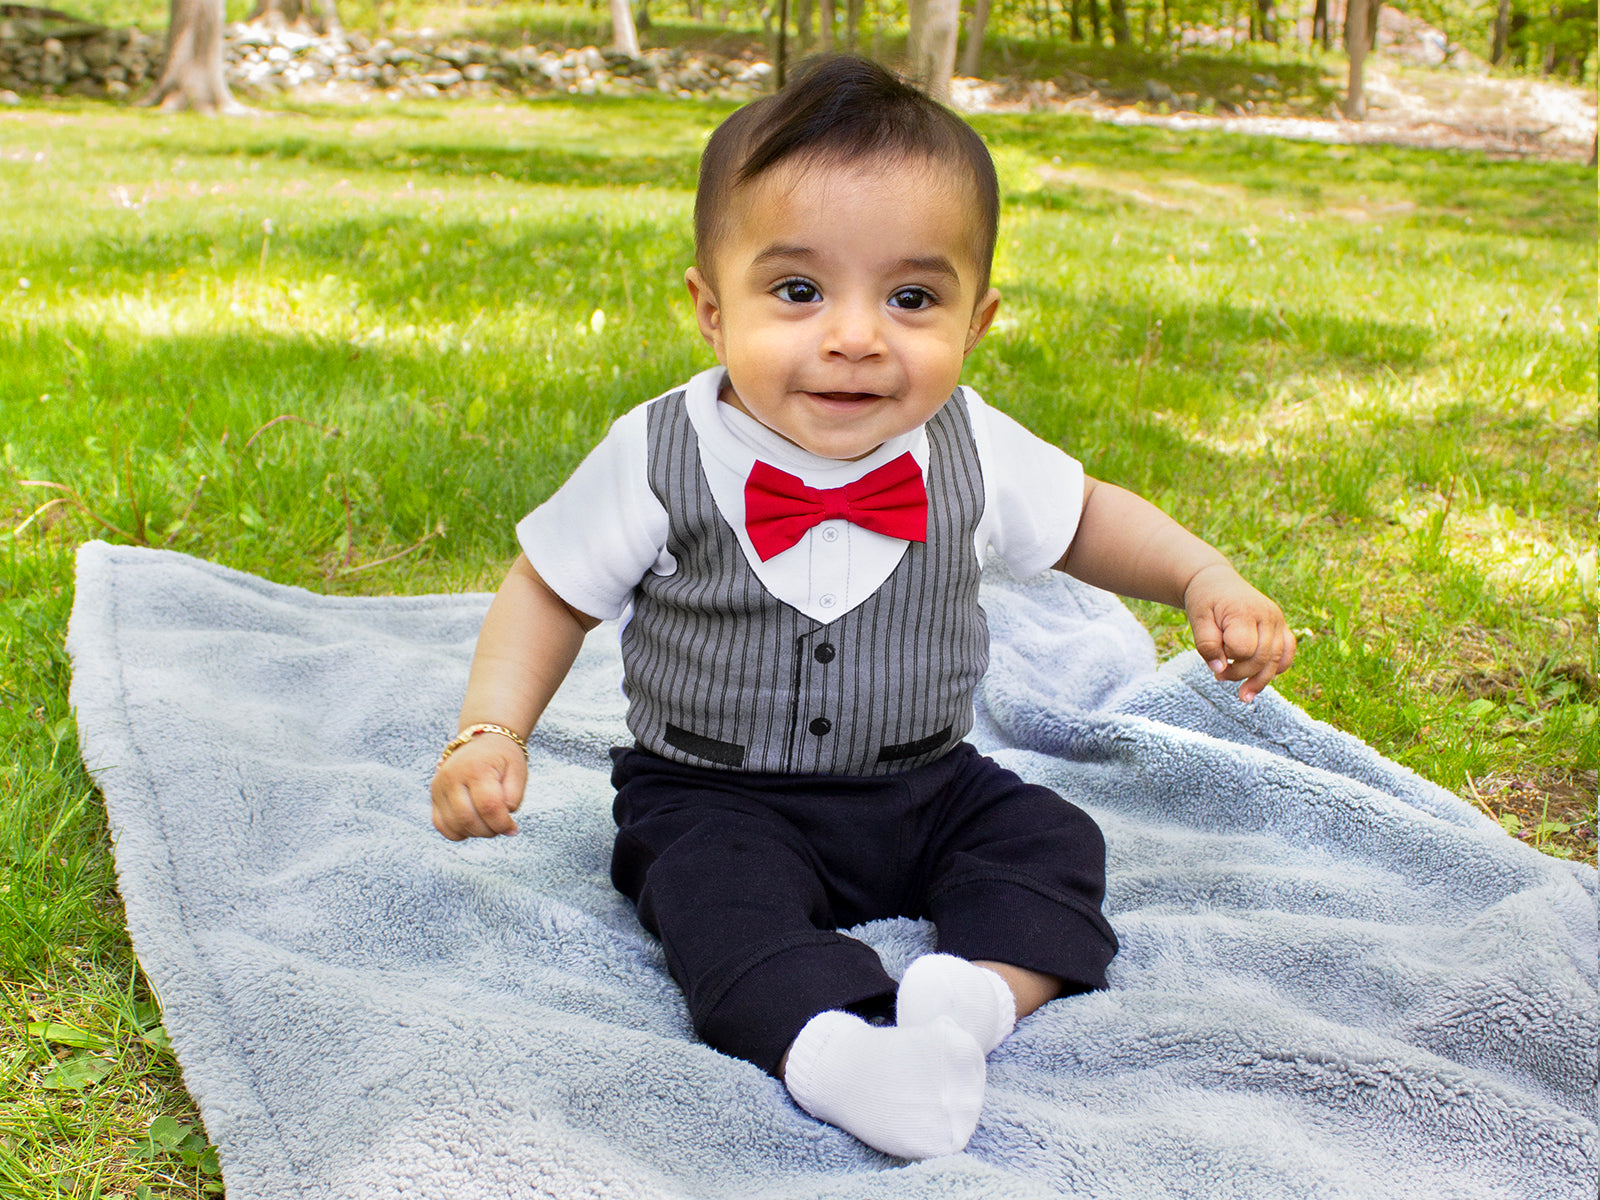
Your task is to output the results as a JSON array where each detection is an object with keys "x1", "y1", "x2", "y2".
[{"x1": 22, "y1": 0, "x2": 1594, "y2": 114}]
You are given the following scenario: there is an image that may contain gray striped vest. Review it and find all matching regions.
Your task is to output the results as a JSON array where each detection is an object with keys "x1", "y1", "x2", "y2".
[{"x1": 619, "y1": 389, "x2": 988, "y2": 776}]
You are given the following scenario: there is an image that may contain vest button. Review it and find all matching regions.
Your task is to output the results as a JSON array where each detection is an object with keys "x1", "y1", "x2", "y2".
[
  {"x1": 813, "y1": 643, "x2": 836, "y2": 663},
  {"x1": 808, "y1": 717, "x2": 832, "y2": 737}
]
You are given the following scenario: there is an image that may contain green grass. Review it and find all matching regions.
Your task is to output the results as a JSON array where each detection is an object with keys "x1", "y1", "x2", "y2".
[{"x1": 2, "y1": 93, "x2": 1595, "y2": 1196}]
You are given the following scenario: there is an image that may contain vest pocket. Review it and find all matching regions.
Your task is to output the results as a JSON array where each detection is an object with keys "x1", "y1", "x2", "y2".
[
  {"x1": 877, "y1": 726, "x2": 953, "y2": 763},
  {"x1": 664, "y1": 723, "x2": 746, "y2": 768}
]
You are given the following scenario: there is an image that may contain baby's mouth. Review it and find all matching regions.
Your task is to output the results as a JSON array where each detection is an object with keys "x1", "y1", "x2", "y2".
[{"x1": 810, "y1": 391, "x2": 883, "y2": 404}]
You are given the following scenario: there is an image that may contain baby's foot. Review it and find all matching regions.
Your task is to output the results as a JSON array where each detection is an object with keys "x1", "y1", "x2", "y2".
[
  {"x1": 783, "y1": 1010, "x2": 985, "y2": 1159},
  {"x1": 896, "y1": 954, "x2": 1016, "y2": 1054}
]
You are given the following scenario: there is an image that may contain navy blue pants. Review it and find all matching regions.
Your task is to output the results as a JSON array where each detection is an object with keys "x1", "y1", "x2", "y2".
[{"x1": 610, "y1": 743, "x2": 1118, "y2": 1075}]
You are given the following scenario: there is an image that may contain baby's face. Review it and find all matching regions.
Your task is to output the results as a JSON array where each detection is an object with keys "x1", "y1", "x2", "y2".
[{"x1": 686, "y1": 154, "x2": 999, "y2": 461}]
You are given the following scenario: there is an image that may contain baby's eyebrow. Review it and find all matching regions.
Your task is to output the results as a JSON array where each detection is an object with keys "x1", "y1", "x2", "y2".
[
  {"x1": 895, "y1": 255, "x2": 961, "y2": 284},
  {"x1": 749, "y1": 245, "x2": 962, "y2": 285},
  {"x1": 749, "y1": 243, "x2": 819, "y2": 271}
]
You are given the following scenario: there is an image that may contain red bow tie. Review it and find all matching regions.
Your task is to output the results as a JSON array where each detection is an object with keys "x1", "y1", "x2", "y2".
[{"x1": 744, "y1": 453, "x2": 928, "y2": 562}]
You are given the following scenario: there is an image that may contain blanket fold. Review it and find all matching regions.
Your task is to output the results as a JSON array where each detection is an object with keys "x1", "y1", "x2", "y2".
[{"x1": 67, "y1": 540, "x2": 1597, "y2": 1199}]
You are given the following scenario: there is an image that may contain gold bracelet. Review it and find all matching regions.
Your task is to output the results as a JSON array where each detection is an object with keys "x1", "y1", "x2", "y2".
[{"x1": 436, "y1": 723, "x2": 529, "y2": 766}]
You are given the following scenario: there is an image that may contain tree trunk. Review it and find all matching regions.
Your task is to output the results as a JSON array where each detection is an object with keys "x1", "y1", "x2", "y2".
[
  {"x1": 960, "y1": 0, "x2": 990, "y2": 75},
  {"x1": 818, "y1": 0, "x2": 833, "y2": 50},
  {"x1": 845, "y1": 0, "x2": 861, "y2": 48},
  {"x1": 1312, "y1": 0, "x2": 1328, "y2": 47},
  {"x1": 1344, "y1": 0, "x2": 1368, "y2": 118},
  {"x1": 1087, "y1": 0, "x2": 1101, "y2": 41},
  {"x1": 609, "y1": 0, "x2": 640, "y2": 54},
  {"x1": 1069, "y1": 0, "x2": 1083, "y2": 41},
  {"x1": 776, "y1": 0, "x2": 788, "y2": 85},
  {"x1": 795, "y1": 0, "x2": 814, "y2": 50},
  {"x1": 144, "y1": 0, "x2": 245, "y2": 113},
  {"x1": 906, "y1": 0, "x2": 960, "y2": 100},
  {"x1": 1489, "y1": 0, "x2": 1510, "y2": 61},
  {"x1": 1254, "y1": 0, "x2": 1275, "y2": 40},
  {"x1": 1106, "y1": 0, "x2": 1130, "y2": 43},
  {"x1": 247, "y1": 0, "x2": 341, "y2": 33}
]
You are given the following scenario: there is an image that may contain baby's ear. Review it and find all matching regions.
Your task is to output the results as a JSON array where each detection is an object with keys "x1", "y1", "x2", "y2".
[
  {"x1": 964, "y1": 287, "x2": 1001, "y2": 355},
  {"x1": 684, "y1": 267, "x2": 726, "y2": 359}
]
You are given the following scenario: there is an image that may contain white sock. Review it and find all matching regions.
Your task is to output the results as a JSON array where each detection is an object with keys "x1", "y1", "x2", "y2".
[
  {"x1": 895, "y1": 954, "x2": 1017, "y2": 1054},
  {"x1": 783, "y1": 1010, "x2": 986, "y2": 1159}
]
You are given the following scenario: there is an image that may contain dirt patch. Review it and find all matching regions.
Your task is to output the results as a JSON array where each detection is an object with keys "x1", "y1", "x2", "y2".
[
  {"x1": 1469, "y1": 770, "x2": 1598, "y2": 864},
  {"x1": 955, "y1": 58, "x2": 1596, "y2": 163}
]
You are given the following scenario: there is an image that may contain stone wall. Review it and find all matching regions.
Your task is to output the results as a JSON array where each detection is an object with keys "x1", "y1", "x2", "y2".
[{"x1": 0, "y1": 19, "x2": 774, "y2": 102}]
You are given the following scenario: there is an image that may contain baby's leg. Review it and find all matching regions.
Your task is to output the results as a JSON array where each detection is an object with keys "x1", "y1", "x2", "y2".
[{"x1": 895, "y1": 954, "x2": 1056, "y2": 1052}]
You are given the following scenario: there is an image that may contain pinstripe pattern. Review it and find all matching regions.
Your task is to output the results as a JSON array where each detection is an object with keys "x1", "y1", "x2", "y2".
[{"x1": 619, "y1": 390, "x2": 988, "y2": 777}]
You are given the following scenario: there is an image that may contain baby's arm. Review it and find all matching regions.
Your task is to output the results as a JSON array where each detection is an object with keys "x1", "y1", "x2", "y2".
[
  {"x1": 430, "y1": 554, "x2": 600, "y2": 839},
  {"x1": 1057, "y1": 478, "x2": 1295, "y2": 701}
]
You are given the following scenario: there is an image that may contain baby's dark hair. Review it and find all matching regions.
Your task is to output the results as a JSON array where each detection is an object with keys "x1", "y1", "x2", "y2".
[{"x1": 694, "y1": 55, "x2": 1001, "y2": 293}]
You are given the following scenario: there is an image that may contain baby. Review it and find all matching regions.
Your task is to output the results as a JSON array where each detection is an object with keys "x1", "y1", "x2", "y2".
[{"x1": 431, "y1": 54, "x2": 1295, "y2": 1160}]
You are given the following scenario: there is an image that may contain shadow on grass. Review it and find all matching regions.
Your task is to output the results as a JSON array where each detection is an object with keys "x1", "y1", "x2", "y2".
[
  {"x1": 984, "y1": 115, "x2": 1598, "y2": 241},
  {"x1": 120, "y1": 95, "x2": 716, "y2": 191},
  {"x1": 998, "y1": 283, "x2": 1442, "y2": 373},
  {"x1": 36, "y1": 208, "x2": 694, "y2": 318},
  {"x1": 209, "y1": 128, "x2": 703, "y2": 191}
]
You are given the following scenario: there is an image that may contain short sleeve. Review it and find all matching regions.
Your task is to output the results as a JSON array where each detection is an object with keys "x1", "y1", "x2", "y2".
[
  {"x1": 966, "y1": 391, "x2": 1085, "y2": 578},
  {"x1": 516, "y1": 403, "x2": 669, "y2": 621}
]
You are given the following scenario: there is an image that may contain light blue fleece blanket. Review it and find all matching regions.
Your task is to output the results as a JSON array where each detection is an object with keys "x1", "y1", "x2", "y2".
[{"x1": 67, "y1": 540, "x2": 1597, "y2": 1199}]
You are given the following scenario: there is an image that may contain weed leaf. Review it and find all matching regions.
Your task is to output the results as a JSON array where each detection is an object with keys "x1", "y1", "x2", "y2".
[
  {"x1": 40, "y1": 1053, "x2": 112, "y2": 1090},
  {"x1": 25, "y1": 1020, "x2": 106, "y2": 1050}
]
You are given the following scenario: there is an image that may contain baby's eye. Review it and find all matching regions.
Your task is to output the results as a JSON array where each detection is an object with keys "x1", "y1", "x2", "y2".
[
  {"x1": 774, "y1": 278, "x2": 821, "y2": 304},
  {"x1": 889, "y1": 287, "x2": 936, "y2": 311}
]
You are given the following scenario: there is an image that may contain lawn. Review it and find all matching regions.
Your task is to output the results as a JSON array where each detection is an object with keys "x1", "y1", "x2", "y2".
[{"x1": 1, "y1": 93, "x2": 1594, "y2": 1195}]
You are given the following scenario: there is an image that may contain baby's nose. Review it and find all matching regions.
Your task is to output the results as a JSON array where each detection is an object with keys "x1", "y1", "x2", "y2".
[{"x1": 823, "y1": 300, "x2": 886, "y2": 359}]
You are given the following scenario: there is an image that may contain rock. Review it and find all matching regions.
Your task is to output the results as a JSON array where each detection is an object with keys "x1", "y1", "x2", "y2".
[
  {"x1": 0, "y1": 89, "x2": 19, "y2": 104},
  {"x1": 1144, "y1": 79, "x2": 1174, "y2": 103},
  {"x1": 0, "y1": 20, "x2": 773, "y2": 102}
]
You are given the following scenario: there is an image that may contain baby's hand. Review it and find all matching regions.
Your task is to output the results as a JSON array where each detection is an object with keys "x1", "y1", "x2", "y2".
[
  {"x1": 1183, "y1": 563, "x2": 1296, "y2": 703},
  {"x1": 431, "y1": 735, "x2": 528, "y2": 839}
]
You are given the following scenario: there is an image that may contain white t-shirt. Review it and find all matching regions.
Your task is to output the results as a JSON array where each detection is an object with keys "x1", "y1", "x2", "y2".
[{"x1": 518, "y1": 366, "x2": 1084, "y2": 624}]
